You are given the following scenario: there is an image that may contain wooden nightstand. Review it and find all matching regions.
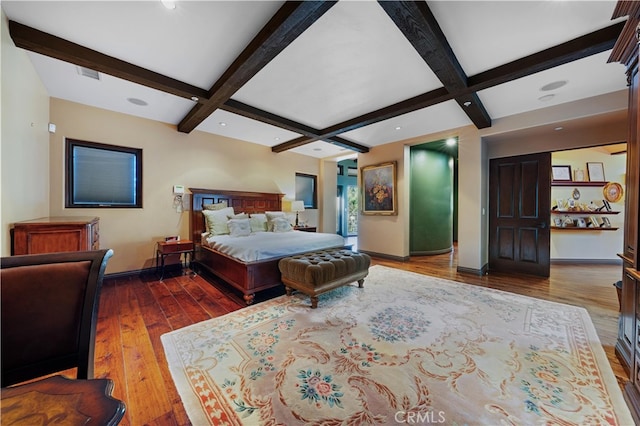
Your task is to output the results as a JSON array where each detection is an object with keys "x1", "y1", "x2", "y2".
[
  {"x1": 156, "y1": 240, "x2": 194, "y2": 280},
  {"x1": 294, "y1": 226, "x2": 316, "y2": 232}
]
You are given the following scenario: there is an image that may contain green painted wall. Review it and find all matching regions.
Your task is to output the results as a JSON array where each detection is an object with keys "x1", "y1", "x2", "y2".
[{"x1": 410, "y1": 148, "x2": 454, "y2": 254}]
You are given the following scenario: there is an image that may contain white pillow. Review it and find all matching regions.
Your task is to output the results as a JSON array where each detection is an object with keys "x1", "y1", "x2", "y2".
[
  {"x1": 228, "y1": 218, "x2": 251, "y2": 237},
  {"x1": 203, "y1": 207, "x2": 235, "y2": 235},
  {"x1": 272, "y1": 217, "x2": 293, "y2": 233},
  {"x1": 265, "y1": 211, "x2": 286, "y2": 231},
  {"x1": 249, "y1": 213, "x2": 268, "y2": 232}
]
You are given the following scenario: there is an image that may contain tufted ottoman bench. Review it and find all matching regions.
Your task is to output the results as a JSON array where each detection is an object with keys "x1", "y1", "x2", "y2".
[{"x1": 278, "y1": 249, "x2": 371, "y2": 308}]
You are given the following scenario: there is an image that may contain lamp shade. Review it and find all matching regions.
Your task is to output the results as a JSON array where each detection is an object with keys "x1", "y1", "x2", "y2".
[{"x1": 291, "y1": 201, "x2": 305, "y2": 212}]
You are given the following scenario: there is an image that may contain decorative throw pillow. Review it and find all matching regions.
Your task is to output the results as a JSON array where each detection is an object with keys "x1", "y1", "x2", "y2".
[
  {"x1": 249, "y1": 213, "x2": 268, "y2": 232},
  {"x1": 203, "y1": 207, "x2": 234, "y2": 235},
  {"x1": 227, "y1": 218, "x2": 251, "y2": 237},
  {"x1": 203, "y1": 202, "x2": 228, "y2": 210},
  {"x1": 230, "y1": 213, "x2": 248, "y2": 219},
  {"x1": 272, "y1": 217, "x2": 293, "y2": 233},
  {"x1": 265, "y1": 211, "x2": 286, "y2": 231}
]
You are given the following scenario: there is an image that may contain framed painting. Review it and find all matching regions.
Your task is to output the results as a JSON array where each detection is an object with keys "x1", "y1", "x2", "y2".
[{"x1": 361, "y1": 161, "x2": 397, "y2": 215}]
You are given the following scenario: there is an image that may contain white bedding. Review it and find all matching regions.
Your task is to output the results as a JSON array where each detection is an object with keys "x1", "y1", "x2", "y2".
[{"x1": 201, "y1": 230, "x2": 346, "y2": 262}]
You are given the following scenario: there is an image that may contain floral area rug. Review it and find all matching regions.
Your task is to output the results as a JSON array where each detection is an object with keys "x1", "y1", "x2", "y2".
[{"x1": 161, "y1": 265, "x2": 633, "y2": 425}]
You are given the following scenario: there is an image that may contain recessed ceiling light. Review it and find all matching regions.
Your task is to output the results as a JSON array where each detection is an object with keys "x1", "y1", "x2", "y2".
[
  {"x1": 540, "y1": 80, "x2": 567, "y2": 91},
  {"x1": 127, "y1": 97, "x2": 147, "y2": 106},
  {"x1": 554, "y1": 126, "x2": 564, "y2": 131},
  {"x1": 161, "y1": 0, "x2": 176, "y2": 10},
  {"x1": 219, "y1": 122, "x2": 227, "y2": 127},
  {"x1": 190, "y1": 96, "x2": 199, "y2": 102},
  {"x1": 274, "y1": 137, "x2": 280, "y2": 141},
  {"x1": 463, "y1": 101, "x2": 472, "y2": 107},
  {"x1": 538, "y1": 94, "x2": 555, "y2": 102},
  {"x1": 395, "y1": 126, "x2": 402, "y2": 130}
]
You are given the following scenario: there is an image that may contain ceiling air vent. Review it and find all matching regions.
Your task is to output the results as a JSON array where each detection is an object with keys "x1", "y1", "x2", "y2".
[{"x1": 76, "y1": 66, "x2": 100, "y2": 80}]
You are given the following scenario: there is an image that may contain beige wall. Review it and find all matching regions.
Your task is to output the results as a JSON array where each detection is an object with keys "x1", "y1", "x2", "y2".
[
  {"x1": 1, "y1": 11, "x2": 50, "y2": 256},
  {"x1": 357, "y1": 125, "x2": 487, "y2": 272},
  {"x1": 46, "y1": 99, "x2": 320, "y2": 273},
  {"x1": 2, "y1": 7, "x2": 628, "y2": 273},
  {"x1": 355, "y1": 92, "x2": 626, "y2": 272},
  {"x1": 319, "y1": 159, "x2": 337, "y2": 234}
]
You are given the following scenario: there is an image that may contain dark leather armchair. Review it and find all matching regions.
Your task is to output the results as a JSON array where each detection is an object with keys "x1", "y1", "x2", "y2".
[
  {"x1": 1, "y1": 248, "x2": 126, "y2": 424},
  {"x1": 1, "y1": 249, "x2": 113, "y2": 386}
]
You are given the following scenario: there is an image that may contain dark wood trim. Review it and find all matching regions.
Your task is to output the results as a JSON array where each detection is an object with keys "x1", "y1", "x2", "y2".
[
  {"x1": 8, "y1": 20, "x2": 209, "y2": 103},
  {"x1": 469, "y1": 21, "x2": 625, "y2": 91},
  {"x1": 456, "y1": 265, "x2": 488, "y2": 276},
  {"x1": 378, "y1": 1, "x2": 491, "y2": 129},
  {"x1": 7, "y1": 8, "x2": 624, "y2": 155},
  {"x1": 223, "y1": 99, "x2": 369, "y2": 153},
  {"x1": 274, "y1": 22, "x2": 624, "y2": 149},
  {"x1": 177, "y1": 1, "x2": 337, "y2": 133},
  {"x1": 357, "y1": 250, "x2": 409, "y2": 262}
]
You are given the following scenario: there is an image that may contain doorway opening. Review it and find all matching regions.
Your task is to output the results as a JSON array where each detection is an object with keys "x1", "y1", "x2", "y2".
[{"x1": 337, "y1": 157, "x2": 358, "y2": 248}]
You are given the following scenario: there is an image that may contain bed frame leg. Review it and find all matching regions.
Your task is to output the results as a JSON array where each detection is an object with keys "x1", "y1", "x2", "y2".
[{"x1": 243, "y1": 293, "x2": 255, "y2": 305}]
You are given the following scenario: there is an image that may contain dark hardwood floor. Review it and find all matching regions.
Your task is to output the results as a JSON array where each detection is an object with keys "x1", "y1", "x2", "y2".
[{"x1": 92, "y1": 247, "x2": 628, "y2": 425}]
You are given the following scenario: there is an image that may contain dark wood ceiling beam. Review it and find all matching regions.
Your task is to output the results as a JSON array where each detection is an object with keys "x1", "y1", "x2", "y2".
[
  {"x1": 273, "y1": 87, "x2": 451, "y2": 148},
  {"x1": 378, "y1": 1, "x2": 491, "y2": 129},
  {"x1": 468, "y1": 21, "x2": 625, "y2": 91},
  {"x1": 223, "y1": 99, "x2": 369, "y2": 153},
  {"x1": 8, "y1": 20, "x2": 210, "y2": 102},
  {"x1": 272, "y1": 135, "x2": 369, "y2": 153},
  {"x1": 177, "y1": 1, "x2": 337, "y2": 134},
  {"x1": 275, "y1": 21, "x2": 624, "y2": 147},
  {"x1": 222, "y1": 99, "x2": 319, "y2": 138}
]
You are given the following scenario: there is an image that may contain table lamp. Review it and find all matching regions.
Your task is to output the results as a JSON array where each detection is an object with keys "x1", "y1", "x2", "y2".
[{"x1": 291, "y1": 200, "x2": 305, "y2": 227}]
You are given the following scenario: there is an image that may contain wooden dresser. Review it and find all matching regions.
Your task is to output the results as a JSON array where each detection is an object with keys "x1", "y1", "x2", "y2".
[
  {"x1": 610, "y1": 1, "x2": 640, "y2": 421},
  {"x1": 12, "y1": 217, "x2": 100, "y2": 255}
]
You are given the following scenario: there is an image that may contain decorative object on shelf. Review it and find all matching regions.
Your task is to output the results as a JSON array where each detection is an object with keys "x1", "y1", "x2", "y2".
[
  {"x1": 552, "y1": 165, "x2": 572, "y2": 181},
  {"x1": 589, "y1": 216, "x2": 600, "y2": 227},
  {"x1": 576, "y1": 218, "x2": 587, "y2": 228},
  {"x1": 555, "y1": 198, "x2": 567, "y2": 211},
  {"x1": 587, "y1": 162, "x2": 605, "y2": 182},
  {"x1": 603, "y1": 182, "x2": 624, "y2": 203},
  {"x1": 601, "y1": 217, "x2": 611, "y2": 228},
  {"x1": 572, "y1": 188, "x2": 581, "y2": 200},
  {"x1": 291, "y1": 200, "x2": 305, "y2": 227},
  {"x1": 562, "y1": 215, "x2": 574, "y2": 227},
  {"x1": 573, "y1": 168, "x2": 585, "y2": 181}
]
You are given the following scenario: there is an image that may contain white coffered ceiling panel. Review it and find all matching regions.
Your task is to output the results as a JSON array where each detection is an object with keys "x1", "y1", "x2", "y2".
[
  {"x1": 232, "y1": 0, "x2": 443, "y2": 129},
  {"x1": 340, "y1": 100, "x2": 472, "y2": 147}
]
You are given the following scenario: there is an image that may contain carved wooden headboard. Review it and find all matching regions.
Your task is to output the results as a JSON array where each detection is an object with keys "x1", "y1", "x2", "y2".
[{"x1": 189, "y1": 188, "x2": 284, "y2": 244}]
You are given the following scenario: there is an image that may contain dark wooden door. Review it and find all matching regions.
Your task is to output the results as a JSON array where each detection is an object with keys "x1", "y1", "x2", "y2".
[{"x1": 489, "y1": 152, "x2": 551, "y2": 277}]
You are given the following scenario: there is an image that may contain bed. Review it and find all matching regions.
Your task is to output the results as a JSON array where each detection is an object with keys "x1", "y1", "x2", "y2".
[{"x1": 189, "y1": 188, "x2": 346, "y2": 304}]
